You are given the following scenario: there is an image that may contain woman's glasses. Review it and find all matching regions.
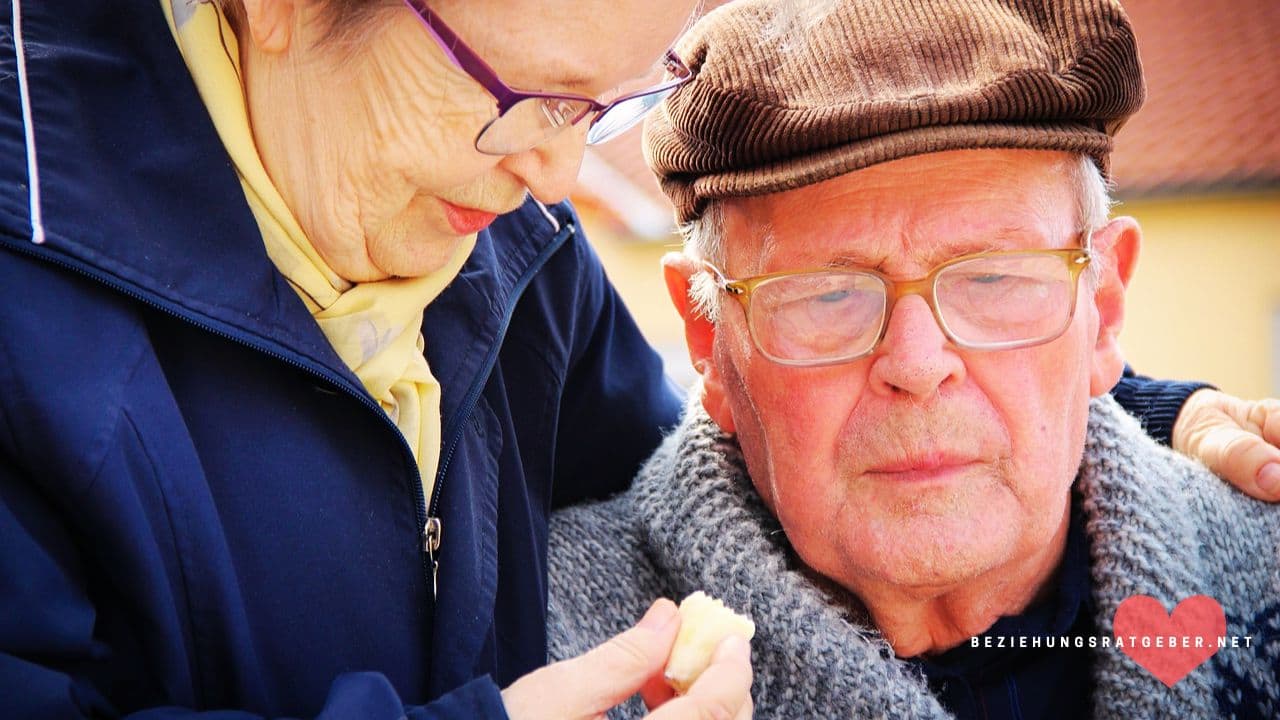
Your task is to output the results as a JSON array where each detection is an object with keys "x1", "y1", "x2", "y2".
[{"x1": 404, "y1": 0, "x2": 694, "y2": 155}]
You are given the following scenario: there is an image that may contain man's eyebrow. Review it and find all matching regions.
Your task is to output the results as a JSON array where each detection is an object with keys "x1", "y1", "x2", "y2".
[
  {"x1": 985, "y1": 226, "x2": 1049, "y2": 244},
  {"x1": 823, "y1": 253, "x2": 883, "y2": 270},
  {"x1": 938, "y1": 237, "x2": 1008, "y2": 258},
  {"x1": 817, "y1": 233, "x2": 1033, "y2": 272}
]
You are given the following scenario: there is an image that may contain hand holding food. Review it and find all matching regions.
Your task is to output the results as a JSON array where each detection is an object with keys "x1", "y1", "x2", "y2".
[{"x1": 664, "y1": 592, "x2": 756, "y2": 693}]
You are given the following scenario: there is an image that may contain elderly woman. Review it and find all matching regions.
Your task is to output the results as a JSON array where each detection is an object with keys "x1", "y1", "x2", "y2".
[
  {"x1": 0, "y1": 0, "x2": 1275, "y2": 718},
  {"x1": 0, "y1": 0, "x2": 747, "y2": 718}
]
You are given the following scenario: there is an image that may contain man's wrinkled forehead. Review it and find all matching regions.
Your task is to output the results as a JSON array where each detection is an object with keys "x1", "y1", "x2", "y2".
[{"x1": 720, "y1": 150, "x2": 1081, "y2": 273}]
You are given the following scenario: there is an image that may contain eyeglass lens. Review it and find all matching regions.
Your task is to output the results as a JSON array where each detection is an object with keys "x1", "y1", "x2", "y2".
[
  {"x1": 747, "y1": 253, "x2": 1078, "y2": 364},
  {"x1": 476, "y1": 84, "x2": 682, "y2": 154},
  {"x1": 933, "y1": 253, "x2": 1076, "y2": 348},
  {"x1": 475, "y1": 97, "x2": 596, "y2": 155},
  {"x1": 586, "y1": 87, "x2": 680, "y2": 144}
]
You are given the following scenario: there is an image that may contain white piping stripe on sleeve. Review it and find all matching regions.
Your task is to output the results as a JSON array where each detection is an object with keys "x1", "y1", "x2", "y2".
[{"x1": 12, "y1": 0, "x2": 45, "y2": 245}]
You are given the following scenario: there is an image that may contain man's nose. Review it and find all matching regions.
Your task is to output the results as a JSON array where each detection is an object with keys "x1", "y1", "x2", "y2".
[
  {"x1": 498, "y1": 124, "x2": 589, "y2": 205},
  {"x1": 866, "y1": 295, "x2": 966, "y2": 398}
]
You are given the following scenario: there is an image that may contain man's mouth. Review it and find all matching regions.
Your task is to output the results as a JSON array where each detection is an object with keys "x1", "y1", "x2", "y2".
[{"x1": 866, "y1": 452, "x2": 981, "y2": 482}]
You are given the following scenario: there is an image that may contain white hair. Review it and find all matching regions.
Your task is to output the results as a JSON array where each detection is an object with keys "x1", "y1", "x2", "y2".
[
  {"x1": 681, "y1": 201, "x2": 728, "y2": 322},
  {"x1": 761, "y1": 0, "x2": 841, "y2": 47},
  {"x1": 1071, "y1": 155, "x2": 1116, "y2": 290},
  {"x1": 681, "y1": 153, "x2": 1114, "y2": 322}
]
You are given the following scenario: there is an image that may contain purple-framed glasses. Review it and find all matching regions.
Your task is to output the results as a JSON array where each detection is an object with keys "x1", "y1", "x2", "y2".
[{"x1": 404, "y1": 0, "x2": 694, "y2": 155}]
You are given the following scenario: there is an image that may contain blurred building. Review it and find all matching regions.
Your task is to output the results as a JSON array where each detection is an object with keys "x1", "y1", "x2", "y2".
[{"x1": 571, "y1": 0, "x2": 1280, "y2": 396}]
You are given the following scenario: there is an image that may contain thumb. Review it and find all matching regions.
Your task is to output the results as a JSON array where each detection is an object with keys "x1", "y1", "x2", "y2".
[{"x1": 503, "y1": 599, "x2": 681, "y2": 720}]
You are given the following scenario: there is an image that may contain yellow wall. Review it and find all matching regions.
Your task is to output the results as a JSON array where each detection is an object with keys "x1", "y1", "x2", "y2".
[
  {"x1": 1118, "y1": 192, "x2": 1280, "y2": 399},
  {"x1": 582, "y1": 191, "x2": 1280, "y2": 397}
]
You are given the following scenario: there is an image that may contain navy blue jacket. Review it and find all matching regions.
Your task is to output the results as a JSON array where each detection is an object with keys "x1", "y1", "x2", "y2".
[
  {"x1": 0, "y1": 1, "x2": 681, "y2": 717},
  {"x1": 0, "y1": 1, "x2": 1204, "y2": 718}
]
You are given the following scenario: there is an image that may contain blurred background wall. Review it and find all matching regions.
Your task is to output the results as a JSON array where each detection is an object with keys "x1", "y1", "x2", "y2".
[{"x1": 569, "y1": 0, "x2": 1280, "y2": 397}]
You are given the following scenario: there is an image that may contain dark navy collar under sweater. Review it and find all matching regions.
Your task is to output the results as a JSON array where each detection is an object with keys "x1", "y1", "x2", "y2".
[{"x1": 915, "y1": 501, "x2": 1095, "y2": 720}]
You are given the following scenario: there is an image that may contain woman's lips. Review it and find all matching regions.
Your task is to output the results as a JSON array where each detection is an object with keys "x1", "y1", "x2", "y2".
[{"x1": 440, "y1": 200, "x2": 498, "y2": 235}]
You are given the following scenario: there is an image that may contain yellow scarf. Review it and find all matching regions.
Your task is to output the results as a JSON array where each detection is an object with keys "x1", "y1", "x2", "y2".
[{"x1": 163, "y1": 0, "x2": 472, "y2": 502}]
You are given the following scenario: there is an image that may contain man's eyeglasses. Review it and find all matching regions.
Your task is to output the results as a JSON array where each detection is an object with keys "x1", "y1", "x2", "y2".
[
  {"x1": 705, "y1": 236, "x2": 1093, "y2": 367},
  {"x1": 404, "y1": 0, "x2": 695, "y2": 155}
]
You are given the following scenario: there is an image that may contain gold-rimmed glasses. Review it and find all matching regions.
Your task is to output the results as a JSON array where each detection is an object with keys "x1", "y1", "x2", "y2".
[{"x1": 704, "y1": 235, "x2": 1092, "y2": 367}]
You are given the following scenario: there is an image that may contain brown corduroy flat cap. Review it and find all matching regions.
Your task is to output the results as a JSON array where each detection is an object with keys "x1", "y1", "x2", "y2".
[{"x1": 645, "y1": 0, "x2": 1145, "y2": 223}]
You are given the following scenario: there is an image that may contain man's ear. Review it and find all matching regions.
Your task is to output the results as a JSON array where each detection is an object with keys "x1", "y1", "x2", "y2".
[
  {"x1": 662, "y1": 253, "x2": 736, "y2": 433},
  {"x1": 241, "y1": 0, "x2": 297, "y2": 54},
  {"x1": 1089, "y1": 217, "x2": 1141, "y2": 396}
]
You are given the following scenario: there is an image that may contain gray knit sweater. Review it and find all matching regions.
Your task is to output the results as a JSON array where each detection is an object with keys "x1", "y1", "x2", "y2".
[{"x1": 547, "y1": 396, "x2": 1280, "y2": 718}]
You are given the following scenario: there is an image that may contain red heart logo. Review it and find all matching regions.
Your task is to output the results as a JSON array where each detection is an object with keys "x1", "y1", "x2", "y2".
[{"x1": 1113, "y1": 595, "x2": 1225, "y2": 687}]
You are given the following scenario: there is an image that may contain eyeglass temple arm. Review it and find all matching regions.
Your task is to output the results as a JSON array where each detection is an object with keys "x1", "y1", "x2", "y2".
[
  {"x1": 702, "y1": 261, "x2": 735, "y2": 289},
  {"x1": 701, "y1": 262, "x2": 755, "y2": 315},
  {"x1": 403, "y1": 0, "x2": 524, "y2": 112}
]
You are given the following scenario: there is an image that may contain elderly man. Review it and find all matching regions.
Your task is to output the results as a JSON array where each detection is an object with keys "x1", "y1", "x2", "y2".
[{"x1": 547, "y1": 1, "x2": 1280, "y2": 717}]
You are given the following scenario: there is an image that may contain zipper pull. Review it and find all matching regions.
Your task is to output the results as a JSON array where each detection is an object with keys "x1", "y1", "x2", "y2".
[{"x1": 424, "y1": 517, "x2": 442, "y2": 601}]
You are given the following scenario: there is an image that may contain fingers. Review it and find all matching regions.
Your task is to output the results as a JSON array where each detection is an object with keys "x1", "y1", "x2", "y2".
[
  {"x1": 1176, "y1": 390, "x2": 1280, "y2": 502},
  {"x1": 647, "y1": 635, "x2": 754, "y2": 720},
  {"x1": 503, "y1": 599, "x2": 682, "y2": 720},
  {"x1": 1246, "y1": 398, "x2": 1280, "y2": 497},
  {"x1": 639, "y1": 670, "x2": 678, "y2": 711},
  {"x1": 1201, "y1": 423, "x2": 1280, "y2": 501},
  {"x1": 1259, "y1": 463, "x2": 1280, "y2": 499},
  {"x1": 1246, "y1": 397, "x2": 1280, "y2": 446}
]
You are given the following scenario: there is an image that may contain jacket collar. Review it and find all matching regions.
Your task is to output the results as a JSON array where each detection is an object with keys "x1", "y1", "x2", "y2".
[
  {"x1": 1, "y1": 0, "x2": 294, "y2": 341},
  {"x1": 0, "y1": 0, "x2": 567, "y2": 393}
]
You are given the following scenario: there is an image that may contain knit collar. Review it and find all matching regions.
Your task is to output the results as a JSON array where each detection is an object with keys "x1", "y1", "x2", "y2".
[
  {"x1": 1073, "y1": 399, "x2": 1237, "y2": 713},
  {"x1": 627, "y1": 394, "x2": 1240, "y2": 717}
]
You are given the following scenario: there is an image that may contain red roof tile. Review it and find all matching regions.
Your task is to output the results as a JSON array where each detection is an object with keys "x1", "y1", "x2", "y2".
[{"x1": 1112, "y1": 0, "x2": 1280, "y2": 196}]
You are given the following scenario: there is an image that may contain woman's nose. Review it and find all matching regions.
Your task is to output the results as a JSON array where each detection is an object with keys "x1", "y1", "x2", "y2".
[{"x1": 498, "y1": 124, "x2": 590, "y2": 205}]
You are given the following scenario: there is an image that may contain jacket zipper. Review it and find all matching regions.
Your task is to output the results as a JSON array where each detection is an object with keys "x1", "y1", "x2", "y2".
[{"x1": 424, "y1": 219, "x2": 577, "y2": 591}]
